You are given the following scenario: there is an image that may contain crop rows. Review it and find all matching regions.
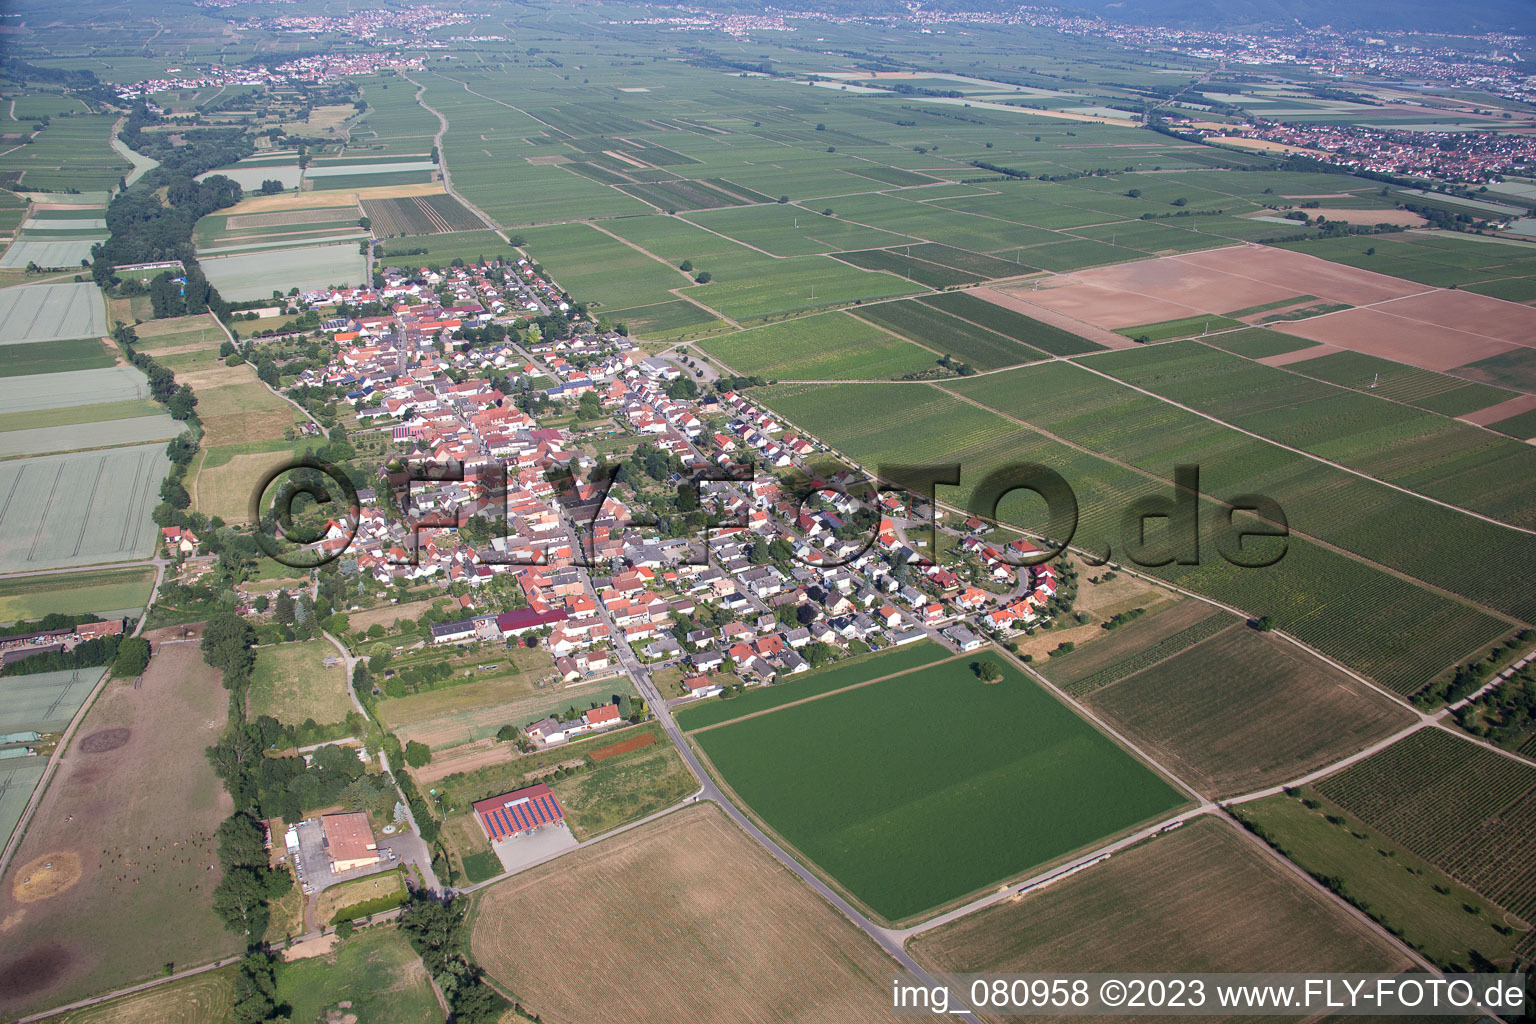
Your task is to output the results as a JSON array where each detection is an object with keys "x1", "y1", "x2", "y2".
[
  {"x1": 1317, "y1": 729, "x2": 1536, "y2": 918},
  {"x1": 618, "y1": 178, "x2": 747, "y2": 211},
  {"x1": 832, "y1": 249, "x2": 981, "y2": 289},
  {"x1": 903, "y1": 242, "x2": 1036, "y2": 278},
  {"x1": 920, "y1": 291, "x2": 1105, "y2": 355},
  {"x1": 852, "y1": 299, "x2": 1045, "y2": 370},
  {"x1": 1063, "y1": 617, "x2": 1233, "y2": 697},
  {"x1": 1088, "y1": 341, "x2": 1536, "y2": 532}
]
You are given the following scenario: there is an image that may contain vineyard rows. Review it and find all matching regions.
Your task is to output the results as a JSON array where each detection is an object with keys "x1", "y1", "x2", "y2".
[
  {"x1": 1318, "y1": 729, "x2": 1536, "y2": 921},
  {"x1": 1064, "y1": 618, "x2": 1234, "y2": 697}
]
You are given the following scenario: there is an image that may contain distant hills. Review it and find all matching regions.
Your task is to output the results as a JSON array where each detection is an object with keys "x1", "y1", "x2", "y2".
[{"x1": 1058, "y1": 0, "x2": 1534, "y2": 34}]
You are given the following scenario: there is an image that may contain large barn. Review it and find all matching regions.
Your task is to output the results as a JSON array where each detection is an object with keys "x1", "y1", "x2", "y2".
[{"x1": 474, "y1": 783, "x2": 566, "y2": 841}]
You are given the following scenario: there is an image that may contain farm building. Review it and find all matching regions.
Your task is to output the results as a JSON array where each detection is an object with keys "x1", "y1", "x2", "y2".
[
  {"x1": 474, "y1": 783, "x2": 566, "y2": 841},
  {"x1": 321, "y1": 812, "x2": 381, "y2": 873}
]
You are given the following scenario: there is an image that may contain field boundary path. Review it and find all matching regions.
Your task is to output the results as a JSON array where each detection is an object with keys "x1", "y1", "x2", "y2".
[
  {"x1": 209, "y1": 312, "x2": 329, "y2": 440},
  {"x1": 405, "y1": 74, "x2": 509, "y2": 242}
]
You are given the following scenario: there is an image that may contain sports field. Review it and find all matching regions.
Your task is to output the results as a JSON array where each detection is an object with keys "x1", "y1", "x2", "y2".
[
  {"x1": 0, "y1": 444, "x2": 168, "y2": 573},
  {"x1": 910, "y1": 817, "x2": 1410, "y2": 992},
  {"x1": 471, "y1": 803, "x2": 909, "y2": 1024},
  {"x1": 693, "y1": 650, "x2": 1186, "y2": 922},
  {"x1": 0, "y1": 283, "x2": 107, "y2": 345}
]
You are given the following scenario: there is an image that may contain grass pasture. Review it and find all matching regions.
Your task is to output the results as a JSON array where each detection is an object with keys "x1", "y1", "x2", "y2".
[
  {"x1": 1084, "y1": 626, "x2": 1417, "y2": 797},
  {"x1": 0, "y1": 639, "x2": 239, "y2": 1018},
  {"x1": 693, "y1": 650, "x2": 1186, "y2": 922},
  {"x1": 910, "y1": 816, "x2": 1410, "y2": 994},
  {"x1": 698, "y1": 310, "x2": 939, "y2": 380},
  {"x1": 273, "y1": 927, "x2": 438, "y2": 1024},
  {"x1": 471, "y1": 803, "x2": 909, "y2": 1024},
  {"x1": 247, "y1": 640, "x2": 352, "y2": 727}
]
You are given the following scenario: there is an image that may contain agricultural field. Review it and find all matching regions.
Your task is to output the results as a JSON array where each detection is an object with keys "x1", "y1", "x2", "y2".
[
  {"x1": 1115, "y1": 312, "x2": 1244, "y2": 341},
  {"x1": 173, "y1": 355, "x2": 302, "y2": 448},
  {"x1": 43, "y1": 967, "x2": 236, "y2": 1024},
  {"x1": 758, "y1": 378, "x2": 1512, "y2": 695},
  {"x1": 0, "y1": 282, "x2": 106, "y2": 345},
  {"x1": 1313, "y1": 728, "x2": 1536, "y2": 921},
  {"x1": 199, "y1": 244, "x2": 366, "y2": 302},
  {"x1": 909, "y1": 817, "x2": 1410, "y2": 991},
  {"x1": 191, "y1": 439, "x2": 316, "y2": 525},
  {"x1": 470, "y1": 803, "x2": 909, "y2": 1024},
  {"x1": 360, "y1": 193, "x2": 484, "y2": 236},
  {"x1": 851, "y1": 298, "x2": 1046, "y2": 369},
  {"x1": 1276, "y1": 348, "x2": 1523, "y2": 419},
  {"x1": 246, "y1": 639, "x2": 352, "y2": 728},
  {"x1": 1279, "y1": 232, "x2": 1536, "y2": 300},
  {"x1": 0, "y1": 443, "x2": 168, "y2": 573},
  {"x1": 0, "y1": 668, "x2": 110, "y2": 737},
  {"x1": 0, "y1": 638, "x2": 240, "y2": 1019},
  {"x1": 272, "y1": 927, "x2": 438, "y2": 1024},
  {"x1": 371, "y1": 646, "x2": 567, "y2": 750},
  {"x1": 1037, "y1": 601, "x2": 1236, "y2": 696},
  {"x1": 0, "y1": 115, "x2": 128, "y2": 191},
  {"x1": 698, "y1": 311, "x2": 939, "y2": 380},
  {"x1": 674, "y1": 641, "x2": 952, "y2": 732},
  {"x1": 0, "y1": 337, "x2": 111, "y2": 379},
  {"x1": 694, "y1": 650, "x2": 1186, "y2": 922},
  {"x1": 1084, "y1": 626, "x2": 1417, "y2": 796},
  {"x1": 1235, "y1": 790, "x2": 1528, "y2": 969},
  {"x1": 1205, "y1": 327, "x2": 1320, "y2": 359},
  {"x1": 919, "y1": 289, "x2": 1106, "y2": 355}
]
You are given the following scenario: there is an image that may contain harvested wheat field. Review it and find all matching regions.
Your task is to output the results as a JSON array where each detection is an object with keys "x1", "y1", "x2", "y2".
[
  {"x1": 471, "y1": 803, "x2": 904, "y2": 1024},
  {"x1": 0, "y1": 635, "x2": 238, "y2": 1019},
  {"x1": 910, "y1": 817, "x2": 1410, "y2": 1024},
  {"x1": 223, "y1": 183, "x2": 444, "y2": 216}
]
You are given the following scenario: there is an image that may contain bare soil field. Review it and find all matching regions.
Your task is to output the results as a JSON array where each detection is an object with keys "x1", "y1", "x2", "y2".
[
  {"x1": 1007, "y1": 245, "x2": 1426, "y2": 331},
  {"x1": 909, "y1": 817, "x2": 1410, "y2": 1023},
  {"x1": 1272, "y1": 307, "x2": 1520, "y2": 371},
  {"x1": 470, "y1": 803, "x2": 906, "y2": 1024},
  {"x1": 223, "y1": 183, "x2": 444, "y2": 216},
  {"x1": 1310, "y1": 209, "x2": 1429, "y2": 227},
  {"x1": 1461, "y1": 393, "x2": 1536, "y2": 427},
  {"x1": 0, "y1": 636, "x2": 239, "y2": 1018},
  {"x1": 1085, "y1": 628, "x2": 1418, "y2": 797}
]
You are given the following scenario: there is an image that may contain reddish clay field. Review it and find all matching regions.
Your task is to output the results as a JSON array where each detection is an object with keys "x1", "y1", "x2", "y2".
[{"x1": 591, "y1": 733, "x2": 657, "y2": 760}]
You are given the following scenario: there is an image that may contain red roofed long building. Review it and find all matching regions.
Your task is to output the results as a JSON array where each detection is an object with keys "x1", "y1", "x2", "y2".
[{"x1": 474, "y1": 783, "x2": 565, "y2": 841}]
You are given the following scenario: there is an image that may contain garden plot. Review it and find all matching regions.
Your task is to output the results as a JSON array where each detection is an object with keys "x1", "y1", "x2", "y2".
[
  {"x1": 200, "y1": 245, "x2": 366, "y2": 301},
  {"x1": 0, "y1": 443, "x2": 168, "y2": 572},
  {"x1": 0, "y1": 283, "x2": 107, "y2": 345}
]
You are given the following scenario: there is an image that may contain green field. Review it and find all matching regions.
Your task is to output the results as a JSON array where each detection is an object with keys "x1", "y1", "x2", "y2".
[
  {"x1": 1204, "y1": 328, "x2": 1319, "y2": 360},
  {"x1": 1116, "y1": 313, "x2": 1244, "y2": 342},
  {"x1": 675, "y1": 641, "x2": 953, "y2": 731},
  {"x1": 757, "y1": 378, "x2": 1512, "y2": 695},
  {"x1": 547, "y1": 723, "x2": 696, "y2": 838},
  {"x1": 919, "y1": 290, "x2": 1105, "y2": 355},
  {"x1": 274, "y1": 927, "x2": 438, "y2": 1023},
  {"x1": 246, "y1": 639, "x2": 352, "y2": 727},
  {"x1": 697, "y1": 311, "x2": 938, "y2": 380},
  {"x1": 0, "y1": 567, "x2": 154, "y2": 624},
  {"x1": 852, "y1": 298, "x2": 1044, "y2": 369},
  {"x1": 693, "y1": 650, "x2": 1186, "y2": 922}
]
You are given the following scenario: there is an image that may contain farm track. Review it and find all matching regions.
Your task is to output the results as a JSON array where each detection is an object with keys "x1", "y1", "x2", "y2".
[{"x1": 403, "y1": 74, "x2": 503, "y2": 240}]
